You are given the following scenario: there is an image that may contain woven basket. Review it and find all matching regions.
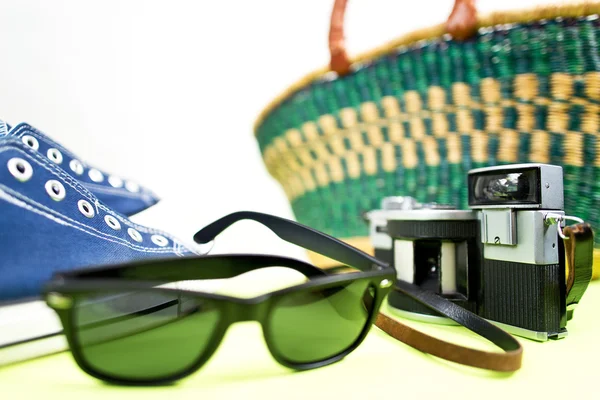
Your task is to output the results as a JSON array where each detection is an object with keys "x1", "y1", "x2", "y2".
[{"x1": 254, "y1": 0, "x2": 600, "y2": 277}]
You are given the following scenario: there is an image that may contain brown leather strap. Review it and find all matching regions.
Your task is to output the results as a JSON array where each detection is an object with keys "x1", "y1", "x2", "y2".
[
  {"x1": 329, "y1": 0, "x2": 479, "y2": 75},
  {"x1": 375, "y1": 312, "x2": 523, "y2": 372},
  {"x1": 374, "y1": 280, "x2": 523, "y2": 372},
  {"x1": 564, "y1": 222, "x2": 594, "y2": 307}
]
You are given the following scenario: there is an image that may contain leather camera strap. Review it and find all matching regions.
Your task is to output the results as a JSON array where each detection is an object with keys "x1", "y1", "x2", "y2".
[
  {"x1": 375, "y1": 281, "x2": 523, "y2": 372},
  {"x1": 564, "y1": 222, "x2": 594, "y2": 307},
  {"x1": 374, "y1": 222, "x2": 594, "y2": 372}
]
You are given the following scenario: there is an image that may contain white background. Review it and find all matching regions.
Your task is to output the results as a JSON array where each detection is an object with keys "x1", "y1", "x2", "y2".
[{"x1": 0, "y1": 0, "x2": 554, "y2": 256}]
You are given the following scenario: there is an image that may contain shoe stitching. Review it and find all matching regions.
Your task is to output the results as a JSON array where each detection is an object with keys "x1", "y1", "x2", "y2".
[
  {"x1": 174, "y1": 243, "x2": 184, "y2": 257},
  {"x1": 0, "y1": 137, "x2": 196, "y2": 255},
  {"x1": 0, "y1": 187, "x2": 186, "y2": 255},
  {"x1": 0, "y1": 121, "x2": 8, "y2": 137},
  {"x1": 10, "y1": 125, "x2": 157, "y2": 200},
  {"x1": 0, "y1": 144, "x2": 100, "y2": 202},
  {"x1": 0, "y1": 142, "x2": 193, "y2": 251},
  {"x1": 0, "y1": 141, "x2": 168, "y2": 235},
  {"x1": 11, "y1": 124, "x2": 80, "y2": 163},
  {"x1": 0, "y1": 183, "x2": 188, "y2": 253},
  {"x1": 82, "y1": 181, "x2": 154, "y2": 201}
]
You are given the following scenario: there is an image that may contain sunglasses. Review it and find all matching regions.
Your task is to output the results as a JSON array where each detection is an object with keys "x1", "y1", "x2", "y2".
[{"x1": 44, "y1": 211, "x2": 395, "y2": 385}]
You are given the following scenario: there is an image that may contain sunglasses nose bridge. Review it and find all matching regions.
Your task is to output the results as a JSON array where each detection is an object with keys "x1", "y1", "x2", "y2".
[{"x1": 230, "y1": 299, "x2": 271, "y2": 323}]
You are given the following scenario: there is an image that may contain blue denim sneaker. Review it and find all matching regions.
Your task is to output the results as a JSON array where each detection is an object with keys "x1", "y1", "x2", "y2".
[
  {"x1": 0, "y1": 136, "x2": 199, "y2": 301},
  {"x1": 0, "y1": 119, "x2": 159, "y2": 217}
]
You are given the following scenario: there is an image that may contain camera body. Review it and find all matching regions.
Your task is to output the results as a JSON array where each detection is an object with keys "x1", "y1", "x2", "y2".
[{"x1": 368, "y1": 163, "x2": 569, "y2": 341}]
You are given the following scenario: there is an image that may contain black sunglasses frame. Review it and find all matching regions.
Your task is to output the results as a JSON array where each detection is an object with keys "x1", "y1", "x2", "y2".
[{"x1": 44, "y1": 212, "x2": 396, "y2": 385}]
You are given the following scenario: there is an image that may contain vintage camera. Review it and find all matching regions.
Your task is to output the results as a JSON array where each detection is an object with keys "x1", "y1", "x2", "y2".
[{"x1": 367, "y1": 163, "x2": 582, "y2": 341}]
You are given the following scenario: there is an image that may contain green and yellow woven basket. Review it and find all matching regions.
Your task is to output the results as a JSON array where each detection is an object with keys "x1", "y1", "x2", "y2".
[{"x1": 254, "y1": 0, "x2": 600, "y2": 277}]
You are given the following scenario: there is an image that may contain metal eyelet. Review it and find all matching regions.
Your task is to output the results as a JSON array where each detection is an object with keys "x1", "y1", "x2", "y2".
[
  {"x1": 45, "y1": 180, "x2": 66, "y2": 201},
  {"x1": 88, "y1": 169, "x2": 104, "y2": 183},
  {"x1": 128, "y1": 228, "x2": 143, "y2": 243},
  {"x1": 7, "y1": 158, "x2": 33, "y2": 182},
  {"x1": 22, "y1": 135, "x2": 39, "y2": 150},
  {"x1": 151, "y1": 235, "x2": 169, "y2": 247},
  {"x1": 47, "y1": 148, "x2": 63, "y2": 164},
  {"x1": 104, "y1": 215, "x2": 121, "y2": 230},
  {"x1": 108, "y1": 176, "x2": 124, "y2": 188},
  {"x1": 78, "y1": 199, "x2": 95, "y2": 218},
  {"x1": 69, "y1": 159, "x2": 84, "y2": 175},
  {"x1": 125, "y1": 181, "x2": 140, "y2": 193}
]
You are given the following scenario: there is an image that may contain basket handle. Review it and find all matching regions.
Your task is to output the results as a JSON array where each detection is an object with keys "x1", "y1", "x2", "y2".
[{"x1": 329, "y1": 0, "x2": 478, "y2": 75}]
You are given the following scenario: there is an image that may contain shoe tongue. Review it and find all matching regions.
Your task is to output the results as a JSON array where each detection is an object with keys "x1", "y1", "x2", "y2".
[{"x1": 0, "y1": 119, "x2": 9, "y2": 137}]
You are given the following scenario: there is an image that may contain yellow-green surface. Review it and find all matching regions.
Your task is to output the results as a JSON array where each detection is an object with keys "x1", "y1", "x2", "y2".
[{"x1": 2, "y1": 279, "x2": 600, "y2": 399}]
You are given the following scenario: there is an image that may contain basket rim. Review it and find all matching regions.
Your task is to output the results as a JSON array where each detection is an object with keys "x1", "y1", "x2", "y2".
[{"x1": 253, "y1": 0, "x2": 600, "y2": 135}]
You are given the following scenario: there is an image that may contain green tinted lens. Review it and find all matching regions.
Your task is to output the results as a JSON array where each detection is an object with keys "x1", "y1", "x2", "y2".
[
  {"x1": 73, "y1": 291, "x2": 220, "y2": 381},
  {"x1": 268, "y1": 279, "x2": 374, "y2": 364}
]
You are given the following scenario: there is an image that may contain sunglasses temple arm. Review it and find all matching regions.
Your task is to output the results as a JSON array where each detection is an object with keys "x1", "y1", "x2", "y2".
[{"x1": 193, "y1": 211, "x2": 389, "y2": 272}]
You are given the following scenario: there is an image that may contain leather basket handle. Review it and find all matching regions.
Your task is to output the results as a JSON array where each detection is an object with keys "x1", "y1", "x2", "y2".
[{"x1": 329, "y1": 0, "x2": 478, "y2": 75}]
